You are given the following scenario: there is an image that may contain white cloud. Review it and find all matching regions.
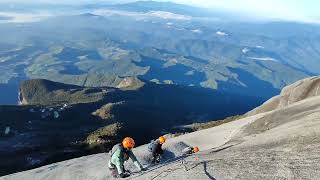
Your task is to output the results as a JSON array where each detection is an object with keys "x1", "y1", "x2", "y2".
[
  {"x1": 93, "y1": 9, "x2": 192, "y2": 20},
  {"x1": 256, "y1": 46, "x2": 264, "y2": 49},
  {"x1": 216, "y1": 31, "x2": 228, "y2": 36},
  {"x1": 191, "y1": 29, "x2": 202, "y2": 33},
  {"x1": 248, "y1": 57, "x2": 278, "y2": 62},
  {"x1": 242, "y1": 48, "x2": 250, "y2": 54},
  {"x1": 148, "y1": 11, "x2": 191, "y2": 20},
  {"x1": 0, "y1": 12, "x2": 52, "y2": 23}
]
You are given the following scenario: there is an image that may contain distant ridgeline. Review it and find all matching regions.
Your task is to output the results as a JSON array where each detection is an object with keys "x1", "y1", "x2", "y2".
[{"x1": 1, "y1": 1, "x2": 320, "y2": 105}]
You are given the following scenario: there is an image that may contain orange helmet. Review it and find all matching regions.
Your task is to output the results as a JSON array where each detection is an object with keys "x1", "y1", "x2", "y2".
[
  {"x1": 159, "y1": 136, "x2": 166, "y2": 144},
  {"x1": 122, "y1": 137, "x2": 135, "y2": 149},
  {"x1": 193, "y1": 147, "x2": 199, "y2": 153}
]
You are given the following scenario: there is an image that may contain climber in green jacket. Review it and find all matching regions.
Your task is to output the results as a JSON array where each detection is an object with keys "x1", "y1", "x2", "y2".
[{"x1": 108, "y1": 137, "x2": 145, "y2": 178}]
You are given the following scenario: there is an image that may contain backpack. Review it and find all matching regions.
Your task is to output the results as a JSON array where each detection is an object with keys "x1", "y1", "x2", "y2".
[
  {"x1": 109, "y1": 143, "x2": 122, "y2": 157},
  {"x1": 148, "y1": 140, "x2": 155, "y2": 152}
]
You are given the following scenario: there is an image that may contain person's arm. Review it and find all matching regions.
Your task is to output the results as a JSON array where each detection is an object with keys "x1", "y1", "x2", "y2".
[
  {"x1": 159, "y1": 144, "x2": 164, "y2": 154},
  {"x1": 112, "y1": 149, "x2": 125, "y2": 175},
  {"x1": 182, "y1": 147, "x2": 192, "y2": 155},
  {"x1": 128, "y1": 150, "x2": 144, "y2": 171}
]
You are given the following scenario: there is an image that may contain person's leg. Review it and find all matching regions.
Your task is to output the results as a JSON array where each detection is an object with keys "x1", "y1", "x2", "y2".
[
  {"x1": 154, "y1": 148, "x2": 163, "y2": 163},
  {"x1": 155, "y1": 154, "x2": 161, "y2": 163},
  {"x1": 151, "y1": 152, "x2": 157, "y2": 163},
  {"x1": 108, "y1": 161, "x2": 119, "y2": 178},
  {"x1": 151, "y1": 153, "x2": 161, "y2": 164}
]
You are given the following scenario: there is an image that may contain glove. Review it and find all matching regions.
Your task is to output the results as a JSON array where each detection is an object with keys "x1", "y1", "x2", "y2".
[{"x1": 140, "y1": 167, "x2": 148, "y2": 172}]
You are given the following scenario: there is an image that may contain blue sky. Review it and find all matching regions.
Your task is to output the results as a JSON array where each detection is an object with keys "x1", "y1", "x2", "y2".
[{"x1": 1, "y1": 0, "x2": 319, "y2": 23}]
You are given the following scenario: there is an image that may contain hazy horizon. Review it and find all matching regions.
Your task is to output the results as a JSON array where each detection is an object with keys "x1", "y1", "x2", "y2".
[{"x1": 0, "y1": 0, "x2": 319, "y2": 24}]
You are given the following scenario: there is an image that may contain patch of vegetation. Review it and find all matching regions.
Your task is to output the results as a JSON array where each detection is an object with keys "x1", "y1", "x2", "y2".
[
  {"x1": 167, "y1": 115, "x2": 245, "y2": 138},
  {"x1": 85, "y1": 123, "x2": 123, "y2": 152},
  {"x1": 189, "y1": 115, "x2": 244, "y2": 131},
  {"x1": 20, "y1": 79, "x2": 107, "y2": 105},
  {"x1": 117, "y1": 77, "x2": 145, "y2": 90},
  {"x1": 91, "y1": 102, "x2": 125, "y2": 120}
]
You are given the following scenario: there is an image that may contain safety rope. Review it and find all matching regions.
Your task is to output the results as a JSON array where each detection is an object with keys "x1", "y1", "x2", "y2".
[
  {"x1": 127, "y1": 143, "x2": 241, "y2": 179},
  {"x1": 127, "y1": 156, "x2": 187, "y2": 179},
  {"x1": 150, "y1": 158, "x2": 210, "y2": 179},
  {"x1": 150, "y1": 166, "x2": 184, "y2": 180}
]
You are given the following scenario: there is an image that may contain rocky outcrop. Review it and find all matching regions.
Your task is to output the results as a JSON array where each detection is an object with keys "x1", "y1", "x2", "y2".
[
  {"x1": 91, "y1": 102, "x2": 125, "y2": 120},
  {"x1": 116, "y1": 76, "x2": 145, "y2": 89},
  {"x1": 247, "y1": 76, "x2": 320, "y2": 116}
]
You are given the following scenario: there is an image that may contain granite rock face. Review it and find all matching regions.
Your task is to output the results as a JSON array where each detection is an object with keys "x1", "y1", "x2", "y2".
[{"x1": 247, "y1": 76, "x2": 320, "y2": 116}]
